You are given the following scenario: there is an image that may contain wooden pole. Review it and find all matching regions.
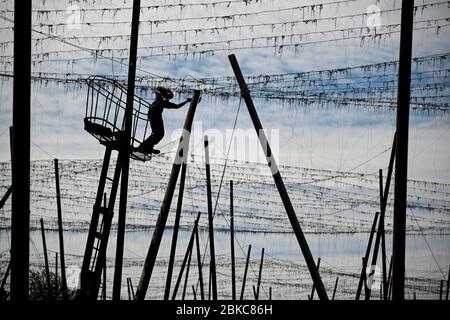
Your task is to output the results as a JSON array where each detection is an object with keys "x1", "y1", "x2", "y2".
[
  {"x1": 269, "y1": 286, "x2": 272, "y2": 300},
  {"x1": 135, "y1": 90, "x2": 200, "y2": 300},
  {"x1": 172, "y1": 213, "x2": 200, "y2": 300},
  {"x1": 164, "y1": 162, "x2": 188, "y2": 300},
  {"x1": 255, "y1": 248, "x2": 264, "y2": 300},
  {"x1": 192, "y1": 285, "x2": 197, "y2": 300},
  {"x1": 356, "y1": 212, "x2": 379, "y2": 300},
  {"x1": 40, "y1": 218, "x2": 53, "y2": 300},
  {"x1": 182, "y1": 243, "x2": 193, "y2": 300},
  {"x1": 112, "y1": 0, "x2": 142, "y2": 300},
  {"x1": 332, "y1": 277, "x2": 339, "y2": 300},
  {"x1": 446, "y1": 265, "x2": 449, "y2": 300},
  {"x1": 11, "y1": 0, "x2": 32, "y2": 301},
  {"x1": 367, "y1": 136, "x2": 396, "y2": 300},
  {"x1": 204, "y1": 136, "x2": 218, "y2": 300},
  {"x1": 392, "y1": 0, "x2": 415, "y2": 301},
  {"x1": 228, "y1": 54, "x2": 328, "y2": 300},
  {"x1": 387, "y1": 255, "x2": 393, "y2": 300},
  {"x1": 127, "y1": 278, "x2": 132, "y2": 300},
  {"x1": 440, "y1": 280, "x2": 443, "y2": 300},
  {"x1": 54, "y1": 159, "x2": 68, "y2": 300},
  {"x1": 230, "y1": 180, "x2": 236, "y2": 300},
  {"x1": 252, "y1": 285, "x2": 257, "y2": 300},
  {"x1": 102, "y1": 252, "x2": 107, "y2": 301},
  {"x1": 195, "y1": 224, "x2": 205, "y2": 300},
  {"x1": 55, "y1": 252, "x2": 58, "y2": 298},
  {"x1": 379, "y1": 169, "x2": 388, "y2": 300},
  {"x1": 309, "y1": 257, "x2": 321, "y2": 300},
  {"x1": 240, "y1": 245, "x2": 252, "y2": 300},
  {"x1": 0, "y1": 261, "x2": 11, "y2": 294},
  {"x1": 0, "y1": 186, "x2": 12, "y2": 210}
]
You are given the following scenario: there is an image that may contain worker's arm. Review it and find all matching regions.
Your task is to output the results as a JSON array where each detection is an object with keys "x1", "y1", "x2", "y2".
[{"x1": 164, "y1": 98, "x2": 192, "y2": 109}]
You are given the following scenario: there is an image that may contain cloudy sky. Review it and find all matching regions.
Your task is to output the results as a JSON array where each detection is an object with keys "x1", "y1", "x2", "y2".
[{"x1": 0, "y1": 0, "x2": 449, "y2": 184}]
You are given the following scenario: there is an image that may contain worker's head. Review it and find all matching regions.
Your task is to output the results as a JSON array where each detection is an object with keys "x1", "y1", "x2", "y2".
[{"x1": 155, "y1": 87, "x2": 174, "y2": 100}]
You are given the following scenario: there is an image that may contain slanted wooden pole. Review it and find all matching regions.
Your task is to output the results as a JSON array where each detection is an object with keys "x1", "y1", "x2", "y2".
[
  {"x1": 195, "y1": 224, "x2": 205, "y2": 300},
  {"x1": 112, "y1": 0, "x2": 142, "y2": 301},
  {"x1": 192, "y1": 285, "x2": 197, "y2": 300},
  {"x1": 387, "y1": 255, "x2": 393, "y2": 300},
  {"x1": 228, "y1": 54, "x2": 328, "y2": 300},
  {"x1": 230, "y1": 180, "x2": 236, "y2": 300},
  {"x1": 102, "y1": 252, "x2": 107, "y2": 301},
  {"x1": 255, "y1": 248, "x2": 264, "y2": 300},
  {"x1": 332, "y1": 277, "x2": 339, "y2": 300},
  {"x1": 40, "y1": 218, "x2": 53, "y2": 300},
  {"x1": 392, "y1": 0, "x2": 415, "y2": 301},
  {"x1": 164, "y1": 162, "x2": 188, "y2": 300},
  {"x1": 172, "y1": 213, "x2": 201, "y2": 300},
  {"x1": 135, "y1": 90, "x2": 200, "y2": 300},
  {"x1": 356, "y1": 212, "x2": 379, "y2": 300},
  {"x1": 252, "y1": 285, "x2": 257, "y2": 300},
  {"x1": 379, "y1": 169, "x2": 388, "y2": 300},
  {"x1": 367, "y1": 135, "x2": 396, "y2": 300},
  {"x1": 204, "y1": 136, "x2": 217, "y2": 300},
  {"x1": 0, "y1": 186, "x2": 12, "y2": 210},
  {"x1": 11, "y1": 0, "x2": 32, "y2": 301},
  {"x1": 309, "y1": 257, "x2": 321, "y2": 300},
  {"x1": 0, "y1": 261, "x2": 11, "y2": 294},
  {"x1": 127, "y1": 278, "x2": 132, "y2": 300},
  {"x1": 182, "y1": 244, "x2": 193, "y2": 300},
  {"x1": 54, "y1": 159, "x2": 68, "y2": 300},
  {"x1": 240, "y1": 245, "x2": 252, "y2": 300}
]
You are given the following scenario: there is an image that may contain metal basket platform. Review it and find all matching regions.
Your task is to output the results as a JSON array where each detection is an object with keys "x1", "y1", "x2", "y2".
[{"x1": 84, "y1": 75, "x2": 153, "y2": 162}]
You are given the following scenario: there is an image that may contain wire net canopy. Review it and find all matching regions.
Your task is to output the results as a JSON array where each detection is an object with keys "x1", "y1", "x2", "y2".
[{"x1": 84, "y1": 75, "x2": 152, "y2": 162}]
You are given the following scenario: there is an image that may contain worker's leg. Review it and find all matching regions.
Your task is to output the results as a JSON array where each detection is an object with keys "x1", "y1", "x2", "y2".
[{"x1": 137, "y1": 113, "x2": 164, "y2": 153}]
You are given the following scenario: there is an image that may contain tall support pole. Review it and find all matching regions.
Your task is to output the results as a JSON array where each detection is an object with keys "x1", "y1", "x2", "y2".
[
  {"x1": 379, "y1": 169, "x2": 388, "y2": 300},
  {"x1": 164, "y1": 162, "x2": 188, "y2": 300},
  {"x1": 11, "y1": 0, "x2": 32, "y2": 301},
  {"x1": 255, "y1": 248, "x2": 264, "y2": 300},
  {"x1": 269, "y1": 287, "x2": 272, "y2": 300},
  {"x1": 135, "y1": 90, "x2": 200, "y2": 300},
  {"x1": 102, "y1": 253, "x2": 107, "y2": 300},
  {"x1": 195, "y1": 223, "x2": 205, "y2": 300},
  {"x1": 240, "y1": 245, "x2": 252, "y2": 300},
  {"x1": 392, "y1": 0, "x2": 414, "y2": 301},
  {"x1": 446, "y1": 265, "x2": 449, "y2": 300},
  {"x1": 112, "y1": 0, "x2": 142, "y2": 301},
  {"x1": 356, "y1": 212, "x2": 379, "y2": 300},
  {"x1": 55, "y1": 252, "x2": 58, "y2": 298},
  {"x1": 332, "y1": 277, "x2": 339, "y2": 300},
  {"x1": 40, "y1": 218, "x2": 53, "y2": 300},
  {"x1": 309, "y1": 257, "x2": 321, "y2": 300},
  {"x1": 204, "y1": 136, "x2": 217, "y2": 300},
  {"x1": 54, "y1": 159, "x2": 68, "y2": 300},
  {"x1": 228, "y1": 54, "x2": 328, "y2": 300},
  {"x1": 230, "y1": 180, "x2": 236, "y2": 300},
  {"x1": 439, "y1": 280, "x2": 443, "y2": 300}
]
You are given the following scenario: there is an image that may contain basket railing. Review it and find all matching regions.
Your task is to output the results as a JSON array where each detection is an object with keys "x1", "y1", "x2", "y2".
[{"x1": 84, "y1": 76, "x2": 152, "y2": 155}]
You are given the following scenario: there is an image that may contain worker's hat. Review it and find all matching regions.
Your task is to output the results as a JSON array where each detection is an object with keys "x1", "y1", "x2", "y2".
[{"x1": 155, "y1": 87, "x2": 174, "y2": 100}]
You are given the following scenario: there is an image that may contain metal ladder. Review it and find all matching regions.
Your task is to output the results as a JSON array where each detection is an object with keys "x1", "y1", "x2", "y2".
[{"x1": 77, "y1": 146, "x2": 124, "y2": 300}]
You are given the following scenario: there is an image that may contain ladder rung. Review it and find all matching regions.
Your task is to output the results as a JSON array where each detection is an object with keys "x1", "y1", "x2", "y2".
[
  {"x1": 94, "y1": 232, "x2": 103, "y2": 239},
  {"x1": 105, "y1": 176, "x2": 114, "y2": 182}
]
